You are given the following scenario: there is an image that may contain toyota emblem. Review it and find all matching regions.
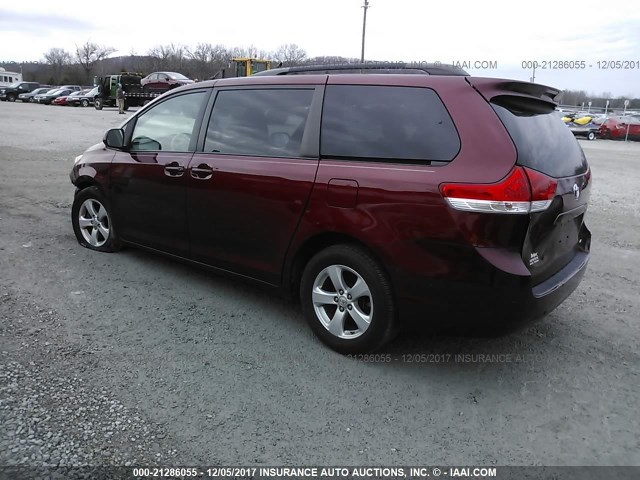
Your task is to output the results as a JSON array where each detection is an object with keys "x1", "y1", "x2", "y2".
[{"x1": 573, "y1": 183, "x2": 580, "y2": 200}]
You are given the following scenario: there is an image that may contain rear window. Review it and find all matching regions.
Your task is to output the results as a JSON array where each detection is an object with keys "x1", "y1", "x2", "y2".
[
  {"x1": 492, "y1": 102, "x2": 588, "y2": 178},
  {"x1": 321, "y1": 85, "x2": 460, "y2": 163}
]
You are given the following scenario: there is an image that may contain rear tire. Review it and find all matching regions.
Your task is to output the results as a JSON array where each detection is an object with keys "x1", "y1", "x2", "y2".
[
  {"x1": 71, "y1": 186, "x2": 121, "y2": 253},
  {"x1": 300, "y1": 245, "x2": 397, "y2": 354},
  {"x1": 81, "y1": 99, "x2": 89, "y2": 107}
]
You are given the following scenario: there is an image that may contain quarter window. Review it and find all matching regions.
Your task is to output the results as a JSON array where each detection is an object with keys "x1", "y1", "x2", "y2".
[
  {"x1": 321, "y1": 85, "x2": 460, "y2": 162},
  {"x1": 492, "y1": 102, "x2": 588, "y2": 178},
  {"x1": 204, "y1": 89, "x2": 314, "y2": 157},
  {"x1": 130, "y1": 92, "x2": 206, "y2": 152}
]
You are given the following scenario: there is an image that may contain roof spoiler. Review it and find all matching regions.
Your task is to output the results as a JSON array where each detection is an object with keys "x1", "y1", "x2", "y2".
[{"x1": 466, "y1": 77, "x2": 560, "y2": 113}]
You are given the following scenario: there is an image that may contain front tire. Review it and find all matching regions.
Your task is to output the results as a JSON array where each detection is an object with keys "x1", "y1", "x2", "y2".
[
  {"x1": 71, "y1": 186, "x2": 120, "y2": 252},
  {"x1": 300, "y1": 245, "x2": 397, "y2": 354},
  {"x1": 94, "y1": 98, "x2": 103, "y2": 110},
  {"x1": 587, "y1": 131, "x2": 596, "y2": 141},
  {"x1": 7, "y1": 94, "x2": 16, "y2": 102}
]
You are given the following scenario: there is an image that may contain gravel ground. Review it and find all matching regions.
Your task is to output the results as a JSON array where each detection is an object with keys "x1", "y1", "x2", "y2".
[
  {"x1": 0, "y1": 102, "x2": 639, "y2": 469},
  {"x1": 0, "y1": 289, "x2": 177, "y2": 468}
]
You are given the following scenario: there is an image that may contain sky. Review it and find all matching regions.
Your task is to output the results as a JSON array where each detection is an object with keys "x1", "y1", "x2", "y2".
[{"x1": 1, "y1": 0, "x2": 639, "y2": 96}]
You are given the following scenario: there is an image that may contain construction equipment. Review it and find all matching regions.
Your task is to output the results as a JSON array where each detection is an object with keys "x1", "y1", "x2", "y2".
[{"x1": 212, "y1": 58, "x2": 273, "y2": 79}]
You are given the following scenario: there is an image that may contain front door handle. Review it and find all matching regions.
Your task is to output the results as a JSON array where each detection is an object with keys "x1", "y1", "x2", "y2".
[
  {"x1": 164, "y1": 161, "x2": 185, "y2": 177},
  {"x1": 191, "y1": 164, "x2": 214, "y2": 180}
]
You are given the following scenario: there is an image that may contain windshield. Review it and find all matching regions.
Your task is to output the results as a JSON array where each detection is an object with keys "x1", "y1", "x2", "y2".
[
  {"x1": 7, "y1": 82, "x2": 22, "y2": 88},
  {"x1": 45, "y1": 89, "x2": 61, "y2": 95}
]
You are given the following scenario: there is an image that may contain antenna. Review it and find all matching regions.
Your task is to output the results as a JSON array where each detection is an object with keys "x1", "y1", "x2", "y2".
[{"x1": 361, "y1": 0, "x2": 370, "y2": 62}]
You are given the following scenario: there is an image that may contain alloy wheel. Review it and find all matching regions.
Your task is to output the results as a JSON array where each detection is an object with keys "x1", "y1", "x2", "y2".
[
  {"x1": 311, "y1": 264, "x2": 373, "y2": 339},
  {"x1": 78, "y1": 199, "x2": 110, "y2": 247}
]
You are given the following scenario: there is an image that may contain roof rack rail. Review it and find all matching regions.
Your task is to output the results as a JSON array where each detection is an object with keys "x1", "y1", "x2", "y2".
[{"x1": 253, "y1": 62, "x2": 469, "y2": 76}]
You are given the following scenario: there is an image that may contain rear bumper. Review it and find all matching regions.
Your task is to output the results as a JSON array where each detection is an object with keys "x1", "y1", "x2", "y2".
[
  {"x1": 531, "y1": 251, "x2": 588, "y2": 298},
  {"x1": 396, "y1": 245, "x2": 589, "y2": 330}
]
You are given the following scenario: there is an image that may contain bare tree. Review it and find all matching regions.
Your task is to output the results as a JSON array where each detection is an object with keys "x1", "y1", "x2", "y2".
[
  {"x1": 147, "y1": 45, "x2": 170, "y2": 69},
  {"x1": 43, "y1": 48, "x2": 72, "y2": 83},
  {"x1": 230, "y1": 45, "x2": 273, "y2": 60},
  {"x1": 274, "y1": 44, "x2": 307, "y2": 66},
  {"x1": 231, "y1": 45, "x2": 257, "y2": 59},
  {"x1": 75, "y1": 41, "x2": 116, "y2": 80},
  {"x1": 147, "y1": 43, "x2": 190, "y2": 73},
  {"x1": 187, "y1": 43, "x2": 232, "y2": 79}
]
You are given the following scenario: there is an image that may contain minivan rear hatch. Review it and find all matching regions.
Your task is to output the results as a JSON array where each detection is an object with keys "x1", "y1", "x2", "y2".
[{"x1": 468, "y1": 78, "x2": 591, "y2": 284}]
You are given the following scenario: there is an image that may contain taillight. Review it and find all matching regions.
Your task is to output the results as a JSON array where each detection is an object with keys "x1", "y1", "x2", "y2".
[
  {"x1": 440, "y1": 167, "x2": 557, "y2": 214},
  {"x1": 523, "y1": 167, "x2": 558, "y2": 212}
]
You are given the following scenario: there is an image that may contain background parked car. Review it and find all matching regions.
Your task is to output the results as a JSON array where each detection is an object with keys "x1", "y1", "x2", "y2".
[
  {"x1": 18, "y1": 87, "x2": 52, "y2": 103},
  {"x1": 599, "y1": 116, "x2": 640, "y2": 140},
  {"x1": 53, "y1": 90, "x2": 88, "y2": 106},
  {"x1": 58, "y1": 85, "x2": 82, "y2": 92},
  {"x1": 32, "y1": 88, "x2": 59, "y2": 103},
  {"x1": 35, "y1": 88, "x2": 74, "y2": 105},
  {"x1": 140, "y1": 72, "x2": 194, "y2": 93},
  {"x1": 0, "y1": 81, "x2": 41, "y2": 102},
  {"x1": 67, "y1": 86, "x2": 99, "y2": 107}
]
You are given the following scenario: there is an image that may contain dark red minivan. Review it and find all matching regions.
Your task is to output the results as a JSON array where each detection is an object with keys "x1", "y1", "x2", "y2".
[{"x1": 70, "y1": 64, "x2": 591, "y2": 353}]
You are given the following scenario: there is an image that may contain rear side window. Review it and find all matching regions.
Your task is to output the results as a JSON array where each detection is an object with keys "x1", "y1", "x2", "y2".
[
  {"x1": 321, "y1": 85, "x2": 460, "y2": 163},
  {"x1": 205, "y1": 89, "x2": 314, "y2": 157},
  {"x1": 492, "y1": 102, "x2": 588, "y2": 178}
]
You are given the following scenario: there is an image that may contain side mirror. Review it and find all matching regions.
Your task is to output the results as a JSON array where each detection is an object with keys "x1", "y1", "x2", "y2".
[{"x1": 103, "y1": 128, "x2": 125, "y2": 150}]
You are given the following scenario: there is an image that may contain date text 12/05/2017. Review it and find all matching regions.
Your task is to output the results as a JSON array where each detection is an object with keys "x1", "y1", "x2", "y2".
[{"x1": 521, "y1": 60, "x2": 639, "y2": 69}]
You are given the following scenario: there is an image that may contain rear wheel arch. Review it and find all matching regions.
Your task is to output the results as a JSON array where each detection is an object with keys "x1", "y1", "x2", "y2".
[
  {"x1": 286, "y1": 232, "x2": 394, "y2": 300},
  {"x1": 297, "y1": 241, "x2": 399, "y2": 353}
]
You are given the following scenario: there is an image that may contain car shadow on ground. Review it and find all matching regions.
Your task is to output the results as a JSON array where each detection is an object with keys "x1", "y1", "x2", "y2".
[{"x1": 112, "y1": 244, "x2": 560, "y2": 369}]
